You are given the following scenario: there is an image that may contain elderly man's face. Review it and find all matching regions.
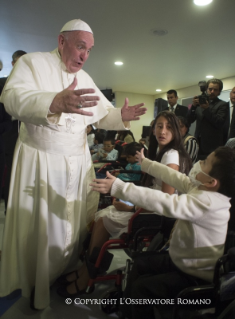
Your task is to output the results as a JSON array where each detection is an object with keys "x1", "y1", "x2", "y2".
[{"x1": 58, "y1": 31, "x2": 94, "y2": 73}]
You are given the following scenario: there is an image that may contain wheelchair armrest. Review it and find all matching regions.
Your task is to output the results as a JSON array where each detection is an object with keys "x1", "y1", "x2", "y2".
[
  {"x1": 228, "y1": 247, "x2": 235, "y2": 258},
  {"x1": 176, "y1": 284, "x2": 215, "y2": 299},
  {"x1": 172, "y1": 285, "x2": 215, "y2": 319},
  {"x1": 213, "y1": 251, "x2": 235, "y2": 286},
  {"x1": 127, "y1": 208, "x2": 145, "y2": 233}
]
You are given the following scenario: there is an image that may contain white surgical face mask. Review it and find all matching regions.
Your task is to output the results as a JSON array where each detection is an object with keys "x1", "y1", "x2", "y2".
[{"x1": 188, "y1": 160, "x2": 212, "y2": 187}]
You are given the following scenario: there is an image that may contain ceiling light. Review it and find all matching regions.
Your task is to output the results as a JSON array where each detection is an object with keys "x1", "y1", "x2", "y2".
[
  {"x1": 151, "y1": 29, "x2": 168, "y2": 36},
  {"x1": 4, "y1": 75, "x2": 8, "y2": 77},
  {"x1": 206, "y1": 75, "x2": 214, "y2": 78},
  {"x1": 115, "y1": 61, "x2": 123, "y2": 65},
  {"x1": 194, "y1": 0, "x2": 213, "y2": 6},
  {"x1": 156, "y1": 89, "x2": 162, "y2": 92}
]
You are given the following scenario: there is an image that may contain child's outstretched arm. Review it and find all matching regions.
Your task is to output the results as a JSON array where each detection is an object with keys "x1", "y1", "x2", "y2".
[
  {"x1": 137, "y1": 149, "x2": 191, "y2": 194},
  {"x1": 90, "y1": 171, "x2": 116, "y2": 194},
  {"x1": 110, "y1": 178, "x2": 206, "y2": 221}
]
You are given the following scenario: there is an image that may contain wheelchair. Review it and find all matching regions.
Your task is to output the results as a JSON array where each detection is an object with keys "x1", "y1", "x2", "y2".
[
  {"x1": 80, "y1": 208, "x2": 164, "y2": 314},
  {"x1": 172, "y1": 230, "x2": 235, "y2": 319}
]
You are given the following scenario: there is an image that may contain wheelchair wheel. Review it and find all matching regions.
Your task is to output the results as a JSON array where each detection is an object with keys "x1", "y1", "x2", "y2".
[{"x1": 100, "y1": 288, "x2": 122, "y2": 314}]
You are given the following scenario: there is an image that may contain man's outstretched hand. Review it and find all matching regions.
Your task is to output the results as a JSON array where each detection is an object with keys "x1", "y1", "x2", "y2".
[
  {"x1": 49, "y1": 77, "x2": 100, "y2": 116},
  {"x1": 121, "y1": 98, "x2": 146, "y2": 121}
]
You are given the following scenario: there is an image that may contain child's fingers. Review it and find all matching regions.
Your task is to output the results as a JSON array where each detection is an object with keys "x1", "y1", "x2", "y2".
[{"x1": 106, "y1": 171, "x2": 112, "y2": 178}]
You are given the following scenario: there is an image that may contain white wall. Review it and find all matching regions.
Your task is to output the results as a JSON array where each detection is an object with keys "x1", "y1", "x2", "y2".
[{"x1": 115, "y1": 92, "x2": 155, "y2": 141}]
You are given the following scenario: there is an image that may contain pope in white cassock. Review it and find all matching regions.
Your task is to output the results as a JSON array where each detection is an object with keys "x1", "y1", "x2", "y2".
[{"x1": 0, "y1": 19, "x2": 146, "y2": 309}]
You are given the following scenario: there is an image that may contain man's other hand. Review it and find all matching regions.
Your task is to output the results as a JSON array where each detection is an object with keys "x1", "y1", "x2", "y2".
[
  {"x1": 121, "y1": 98, "x2": 146, "y2": 121},
  {"x1": 49, "y1": 78, "x2": 100, "y2": 116}
]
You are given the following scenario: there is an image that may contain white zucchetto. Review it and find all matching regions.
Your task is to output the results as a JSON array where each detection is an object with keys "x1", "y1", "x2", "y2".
[{"x1": 60, "y1": 19, "x2": 93, "y2": 34}]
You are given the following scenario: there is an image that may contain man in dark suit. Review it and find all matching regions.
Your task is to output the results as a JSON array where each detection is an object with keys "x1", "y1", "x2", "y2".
[
  {"x1": 0, "y1": 78, "x2": 7, "y2": 94},
  {"x1": 228, "y1": 87, "x2": 235, "y2": 139},
  {"x1": 187, "y1": 79, "x2": 229, "y2": 160},
  {"x1": 166, "y1": 89, "x2": 188, "y2": 118},
  {"x1": 0, "y1": 50, "x2": 26, "y2": 213}
]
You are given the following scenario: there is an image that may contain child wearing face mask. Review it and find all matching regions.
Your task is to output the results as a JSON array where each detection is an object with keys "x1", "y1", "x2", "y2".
[{"x1": 91, "y1": 146, "x2": 235, "y2": 319}]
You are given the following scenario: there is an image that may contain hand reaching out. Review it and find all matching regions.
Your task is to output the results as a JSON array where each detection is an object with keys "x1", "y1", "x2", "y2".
[
  {"x1": 49, "y1": 77, "x2": 100, "y2": 116},
  {"x1": 135, "y1": 148, "x2": 145, "y2": 165},
  {"x1": 121, "y1": 98, "x2": 146, "y2": 121},
  {"x1": 90, "y1": 171, "x2": 116, "y2": 194}
]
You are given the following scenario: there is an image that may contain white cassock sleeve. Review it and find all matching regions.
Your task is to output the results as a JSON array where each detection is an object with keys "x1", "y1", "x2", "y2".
[{"x1": 1, "y1": 51, "x2": 130, "y2": 131}]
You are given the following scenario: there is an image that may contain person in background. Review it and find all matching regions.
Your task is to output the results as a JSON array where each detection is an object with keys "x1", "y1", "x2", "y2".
[
  {"x1": 166, "y1": 89, "x2": 188, "y2": 118},
  {"x1": 117, "y1": 130, "x2": 135, "y2": 144},
  {"x1": 187, "y1": 79, "x2": 229, "y2": 160},
  {"x1": 228, "y1": 87, "x2": 235, "y2": 138},
  {"x1": 0, "y1": 105, "x2": 12, "y2": 199},
  {"x1": 0, "y1": 50, "x2": 27, "y2": 94},
  {"x1": 177, "y1": 116, "x2": 199, "y2": 164},
  {"x1": 86, "y1": 124, "x2": 95, "y2": 149},
  {"x1": 139, "y1": 138, "x2": 148, "y2": 150},
  {"x1": 92, "y1": 138, "x2": 118, "y2": 161},
  {"x1": 90, "y1": 131, "x2": 104, "y2": 154},
  {"x1": 115, "y1": 142, "x2": 142, "y2": 181},
  {"x1": 0, "y1": 50, "x2": 27, "y2": 214}
]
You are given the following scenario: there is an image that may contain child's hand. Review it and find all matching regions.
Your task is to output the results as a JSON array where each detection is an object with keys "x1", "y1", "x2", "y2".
[
  {"x1": 90, "y1": 171, "x2": 116, "y2": 194},
  {"x1": 136, "y1": 148, "x2": 145, "y2": 165},
  {"x1": 103, "y1": 153, "x2": 108, "y2": 158}
]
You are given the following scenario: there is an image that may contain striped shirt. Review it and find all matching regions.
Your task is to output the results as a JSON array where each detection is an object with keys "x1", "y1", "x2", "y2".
[{"x1": 183, "y1": 134, "x2": 199, "y2": 164}]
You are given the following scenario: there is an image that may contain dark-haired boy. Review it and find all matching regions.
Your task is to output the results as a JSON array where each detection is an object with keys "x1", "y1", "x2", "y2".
[
  {"x1": 91, "y1": 146, "x2": 235, "y2": 319},
  {"x1": 115, "y1": 142, "x2": 142, "y2": 182}
]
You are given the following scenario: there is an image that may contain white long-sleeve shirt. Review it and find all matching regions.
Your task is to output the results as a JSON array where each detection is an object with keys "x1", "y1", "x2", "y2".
[{"x1": 111, "y1": 158, "x2": 230, "y2": 282}]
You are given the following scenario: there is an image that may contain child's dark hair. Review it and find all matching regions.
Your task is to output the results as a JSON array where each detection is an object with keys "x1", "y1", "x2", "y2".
[
  {"x1": 103, "y1": 137, "x2": 115, "y2": 145},
  {"x1": 87, "y1": 124, "x2": 95, "y2": 135},
  {"x1": 177, "y1": 116, "x2": 190, "y2": 135},
  {"x1": 117, "y1": 130, "x2": 135, "y2": 142},
  {"x1": 209, "y1": 146, "x2": 235, "y2": 198},
  {"x1": 125, "y1": 142, "x2": 143, "y2": 157},
  {"x1": 148, "y1": 111, "x2": 192, "y2": 175},
  {"x1": 95, "y1": 132, "x2": 105, "y2": 144}
]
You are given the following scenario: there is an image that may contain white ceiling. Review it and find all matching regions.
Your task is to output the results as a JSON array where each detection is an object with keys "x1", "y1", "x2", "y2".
[{"x1": 0, "y1": 0, "x2": 234, "y2": 95}]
